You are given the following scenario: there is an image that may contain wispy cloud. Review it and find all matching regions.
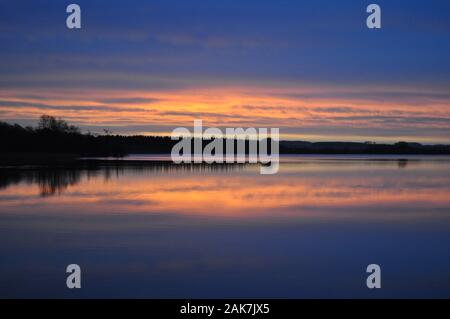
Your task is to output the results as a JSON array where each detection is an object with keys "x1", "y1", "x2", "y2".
[{"x1": 1, "y1": 0, "x2": 450, "y2": 143}]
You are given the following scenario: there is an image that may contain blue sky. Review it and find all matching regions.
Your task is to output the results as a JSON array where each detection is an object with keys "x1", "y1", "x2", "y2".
[{"x1": 0, "y1": 0, "x2": 449, "y2": 142}]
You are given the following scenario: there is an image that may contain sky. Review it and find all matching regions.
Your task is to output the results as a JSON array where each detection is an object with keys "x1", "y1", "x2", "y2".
[{"x1": 0, "y1": 0, "x2": 450, "y2": 143}]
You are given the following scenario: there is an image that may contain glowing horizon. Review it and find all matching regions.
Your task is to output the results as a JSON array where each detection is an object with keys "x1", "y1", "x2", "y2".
[{"x1": 1, "y1": 83, "x2": 449, "y2": 143}]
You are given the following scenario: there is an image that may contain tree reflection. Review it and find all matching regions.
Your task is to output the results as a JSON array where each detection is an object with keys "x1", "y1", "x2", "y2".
[{"x1": 0, "y1": 162, "x2": 246, "y2": 197}]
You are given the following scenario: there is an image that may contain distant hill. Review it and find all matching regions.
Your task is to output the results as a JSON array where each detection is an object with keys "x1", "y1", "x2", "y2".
[{"x1": 280, "y1": 141, "x2": 450, "y2": 155}]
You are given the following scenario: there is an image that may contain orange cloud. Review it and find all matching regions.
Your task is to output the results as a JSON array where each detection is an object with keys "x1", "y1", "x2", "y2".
[{"x1": 1, "y1": 84, "x2": 449, "y2": 143}]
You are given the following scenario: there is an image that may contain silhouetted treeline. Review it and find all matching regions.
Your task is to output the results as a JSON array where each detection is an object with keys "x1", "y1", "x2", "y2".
[
  {"x1": 0, "y1": 121, "x2": 267, "y2": 156},
  {"x1": 0, "y1": 116, "x2": 175, "y2": 157},
  {"x1": 280, "y1": 141, "x2": 450, "y2": 155},
  {"x1": 0, "y1": 116, "x2": 275, "y2": 158},
  {"x1": 1, "y1": 116, "x2": 450, "y2": 159}
]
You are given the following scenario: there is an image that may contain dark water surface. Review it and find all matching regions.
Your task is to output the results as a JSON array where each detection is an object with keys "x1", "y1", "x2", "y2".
[{"x1": 1, "y1": 156, "x2": 450, "y2": 298}]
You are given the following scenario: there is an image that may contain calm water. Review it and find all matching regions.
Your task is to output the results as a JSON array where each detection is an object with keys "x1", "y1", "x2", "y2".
[{"x1": 1, "y1": 156, "x2": 450, "y2": 298}]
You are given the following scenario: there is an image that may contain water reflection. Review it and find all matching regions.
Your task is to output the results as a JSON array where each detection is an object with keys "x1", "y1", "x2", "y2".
[
  {"x1": 1, "y1": 158, "x2": 449, "y2": 220},
  {"x1": 1, "y1": 156, "x2": 450, "y2": 298},
  {"x1": 0, "y1": 169, "x2": 82, "y2": 197},
  {"x1": 0, "y1": 162, "x2": 246, "y2": 197},
  {"x1": 397, "y1": 159, "x2": 408, "y2": 168}
]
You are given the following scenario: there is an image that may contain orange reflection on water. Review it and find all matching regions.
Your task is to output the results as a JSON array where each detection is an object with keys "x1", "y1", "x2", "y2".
[{"x1": 1, "y1": 159, "x2": 450, "y2": 221}]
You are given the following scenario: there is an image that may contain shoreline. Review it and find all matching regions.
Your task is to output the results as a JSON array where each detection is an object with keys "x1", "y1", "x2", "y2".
[{"x1": 2, "y1": 152, "x2": 450, "y2": 168}]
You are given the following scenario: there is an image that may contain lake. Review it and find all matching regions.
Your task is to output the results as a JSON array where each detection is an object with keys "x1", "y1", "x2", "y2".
[{"x1": 1, "y1": 155, "x2": 450, "y2": 298}]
